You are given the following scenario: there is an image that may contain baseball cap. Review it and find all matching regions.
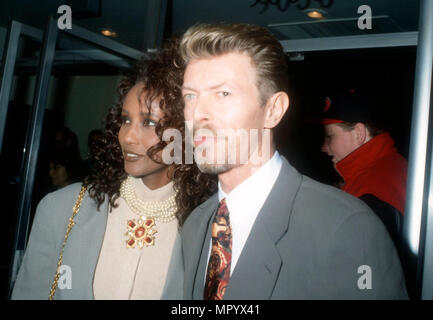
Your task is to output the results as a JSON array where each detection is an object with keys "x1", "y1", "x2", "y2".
[{"x1": 308, "y1": 90, "x2": 379, "y2": 126}]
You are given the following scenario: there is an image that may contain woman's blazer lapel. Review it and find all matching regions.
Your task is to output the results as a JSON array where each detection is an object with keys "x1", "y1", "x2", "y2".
[{"x1": 55, "y1": 192, "x2": 109, "y2": 299}]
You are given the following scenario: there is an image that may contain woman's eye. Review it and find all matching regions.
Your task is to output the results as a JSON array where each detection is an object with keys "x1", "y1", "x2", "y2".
[
  {"x1": 121, "y1": 116, "x2": 131, "y2": 125},
  {"x1": 144, "y1": 119, "x2": 157, "y2": 127}
]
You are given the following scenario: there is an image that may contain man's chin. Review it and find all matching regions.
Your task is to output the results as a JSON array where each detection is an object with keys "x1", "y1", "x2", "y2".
[{"x1": 196, "y1": 162, "x2": 235, "y2": 175}]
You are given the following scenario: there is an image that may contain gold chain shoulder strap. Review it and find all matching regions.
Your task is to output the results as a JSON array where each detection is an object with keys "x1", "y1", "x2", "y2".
[{"x1": 48, "y1": 185, "x2": 87, "y2": 300}]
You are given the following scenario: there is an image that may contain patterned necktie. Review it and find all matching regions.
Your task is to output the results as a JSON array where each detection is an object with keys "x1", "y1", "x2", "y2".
[{"x1": 204, "y1": 198, "x2": 232, "y2": 300}]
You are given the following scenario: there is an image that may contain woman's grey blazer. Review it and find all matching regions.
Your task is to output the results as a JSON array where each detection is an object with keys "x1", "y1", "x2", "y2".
[{"x1": 11, "y1": 183, "x2": 183, "y2": 300}]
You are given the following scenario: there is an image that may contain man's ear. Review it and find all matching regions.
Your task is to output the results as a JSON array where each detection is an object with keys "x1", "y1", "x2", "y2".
[
  {"x1": 354, "y1": 123, "x2": 369, "y2": 146},
  {"x1": 264, "y1": 91, "x2": 290, "y2": 129}
]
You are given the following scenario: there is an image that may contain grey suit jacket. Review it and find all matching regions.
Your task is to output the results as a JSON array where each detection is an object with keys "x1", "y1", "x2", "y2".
[
  {"x1": 11, "y1": 183, "x2": 183, "y2": 300},
  {"x1": 179, "y1": 157, "x2": 408, "y2": 299}
]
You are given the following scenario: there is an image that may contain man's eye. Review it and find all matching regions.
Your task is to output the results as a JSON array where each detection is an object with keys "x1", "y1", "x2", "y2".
[
  {"x1": 219, "y1": 91, "x2": 230, "y2": 97},
  {"x1": 183, "y1": 93, "x2": 195, "y2": 100}
]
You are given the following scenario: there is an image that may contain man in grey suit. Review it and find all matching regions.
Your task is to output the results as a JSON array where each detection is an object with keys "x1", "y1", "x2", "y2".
[{"x1": 176, "y1": 23, "x2": 408, "y2": 299}]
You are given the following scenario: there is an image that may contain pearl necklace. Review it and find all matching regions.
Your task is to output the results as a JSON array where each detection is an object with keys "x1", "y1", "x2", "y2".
[{"x1": 120, "y1": 176, "x2": 177, "y2": 223}]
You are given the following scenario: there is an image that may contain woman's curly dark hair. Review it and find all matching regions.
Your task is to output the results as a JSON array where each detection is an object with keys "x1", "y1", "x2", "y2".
[{"x1": 86, "y1": 37, "x2": 217, "y2": 226}]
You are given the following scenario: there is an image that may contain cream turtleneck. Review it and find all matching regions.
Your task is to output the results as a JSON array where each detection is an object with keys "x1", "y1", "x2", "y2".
[{"x1": 93, "y1": 176, "x2": 178, "y2": 300}]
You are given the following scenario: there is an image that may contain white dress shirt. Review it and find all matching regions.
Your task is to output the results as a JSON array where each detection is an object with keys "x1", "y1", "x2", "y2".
[
  {"x1": 205, "y1": 151, "x2": 282, "y2": 280},
  {"x1": 93, "y1": 177, "x2": 178, "y2": 299}
]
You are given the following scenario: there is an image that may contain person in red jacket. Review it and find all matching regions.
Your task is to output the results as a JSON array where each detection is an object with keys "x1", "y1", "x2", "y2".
[{"x1": 318, "y1": 90, "x2": 408, "y2": 250}]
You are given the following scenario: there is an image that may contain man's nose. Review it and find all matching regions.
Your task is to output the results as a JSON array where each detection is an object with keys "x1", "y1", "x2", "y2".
[{"x1": 192, "y1": 96, "x2": 211, "y2": 124}]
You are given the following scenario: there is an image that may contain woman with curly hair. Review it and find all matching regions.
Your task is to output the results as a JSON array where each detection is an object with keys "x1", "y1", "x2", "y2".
[{"x1": 11, "y1": 38, "x2": 216, "y2": 300}]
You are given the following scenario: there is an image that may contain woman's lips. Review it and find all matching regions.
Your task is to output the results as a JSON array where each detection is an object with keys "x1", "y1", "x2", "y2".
[{"x1": 123, "y1": 151, "x2": 144, "y2": 162}]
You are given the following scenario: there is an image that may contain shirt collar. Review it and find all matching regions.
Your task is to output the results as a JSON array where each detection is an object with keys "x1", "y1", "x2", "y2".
[
  {"x1": 215, "y1": 151, "x2": 282, "y2": 274},
  {"x1": 218, "y1": 151, "x2": 282, "y2": 202}
]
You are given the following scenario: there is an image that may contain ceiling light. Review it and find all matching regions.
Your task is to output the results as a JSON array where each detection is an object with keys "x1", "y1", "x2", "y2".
[
  {"x1": 304, "y1": 9, "x2": 327, "y2": 19},
  {"x1": 101, "y1": 29, "x2": 117, "y2": 37}
]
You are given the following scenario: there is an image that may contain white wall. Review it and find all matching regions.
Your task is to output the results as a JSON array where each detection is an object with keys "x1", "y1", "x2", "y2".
[
  {"x1": 63, "y1": 75, "x2": 121, "y2": 159},
  {"x1": 9, "y1": 74, "x2": 120, "y2": 159},
  {"x1": 10, "y1": 75, "x2": 58, "y2": 110},
  {"x1": 1, "y1": 25, "x2": 122, "y2": 159}
]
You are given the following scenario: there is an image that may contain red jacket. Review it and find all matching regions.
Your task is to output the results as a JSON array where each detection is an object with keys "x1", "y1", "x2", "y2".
[{"x1": 335, "y1": 133, "x2": 408, "y2": 215}]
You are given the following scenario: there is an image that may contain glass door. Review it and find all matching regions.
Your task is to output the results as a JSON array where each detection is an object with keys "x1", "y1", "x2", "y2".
[{"x1": 0, "y1": 18, "x2": 142, "y2": 298}]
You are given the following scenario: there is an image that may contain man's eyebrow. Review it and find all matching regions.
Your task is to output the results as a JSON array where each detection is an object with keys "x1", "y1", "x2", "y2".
[
  {"x1": 182, "y1": 82, "x2": 231, "y2": 92},
  {"x1": 181, "y1": 85, "x2": 197, "y2": 92},
  {"x1": 208, "y1": 82, "x2": 229, "y2": 90}
]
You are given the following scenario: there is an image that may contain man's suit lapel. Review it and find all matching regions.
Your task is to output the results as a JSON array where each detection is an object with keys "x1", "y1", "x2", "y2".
[
  {"x1": 224, "y1": 157, "x2": 302, "y2": 299},
  {"x1": 58, "y1": 191, "x2": 108, "y2": 299},
  {"x1": 193, "y1": 212, "x2": 214, "y2": 299},
  {"x1": 183, "y1": 194, "x2": 219, "y2": 299},
  {"x1": 223, "y1": 215, "x2": 282, "y2": 299}
]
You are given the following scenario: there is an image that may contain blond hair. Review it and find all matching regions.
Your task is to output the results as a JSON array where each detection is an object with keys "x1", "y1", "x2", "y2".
[{"x1": 180, "y1": 23, "x2": 289, "y2": 104}]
